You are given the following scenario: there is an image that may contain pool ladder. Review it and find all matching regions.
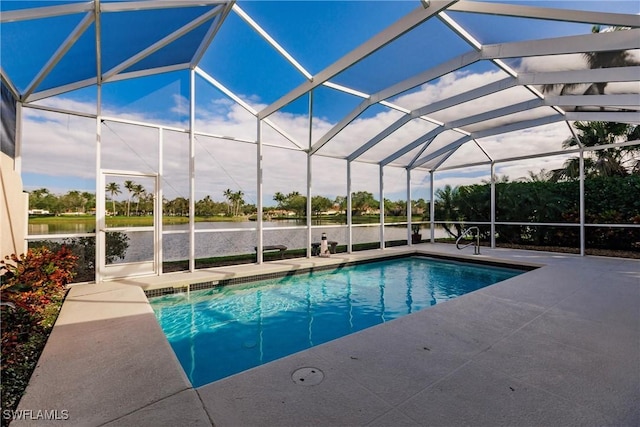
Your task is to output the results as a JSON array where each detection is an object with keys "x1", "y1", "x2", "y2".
[{"x1": 456, "y1": 226, "x2": 481, "y2": 255}]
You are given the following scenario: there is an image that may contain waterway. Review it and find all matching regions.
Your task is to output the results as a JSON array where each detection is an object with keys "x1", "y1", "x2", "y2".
[{"x1": 29, "y1": 220, "x2": 447, "y2": 263}]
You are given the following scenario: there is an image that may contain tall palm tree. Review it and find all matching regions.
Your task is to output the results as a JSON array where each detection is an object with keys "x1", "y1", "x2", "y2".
[
  {"x1": 543, "y1": 26, "x2": 638, "y2": 101},
  {"x1": 132, "y1": 184, "x2": 145, "y2": 215},
  {"x1": 232, "y1": 190, "x2": 244, "y2": 216},
  {"x1": 223, "y1": 188, "x2": 233, "y2": 215},
  {"x1": 434, "y1": 185, "x2": 463, "y2": 238},
  {"x1": 582, "y1": 26, "x2": 639, "y2": 99},
  {"x1": 123, "y1": 180, "x2": 135, "y2": 216}
]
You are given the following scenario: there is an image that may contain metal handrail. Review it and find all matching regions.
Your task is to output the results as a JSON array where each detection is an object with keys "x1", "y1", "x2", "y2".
[{"x1": 456, "y1": 226, "x2": 480, "y2": 255}]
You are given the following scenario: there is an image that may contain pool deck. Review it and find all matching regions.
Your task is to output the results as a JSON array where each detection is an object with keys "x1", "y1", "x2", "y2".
[{"x1": 13, "y1": 244, "x2": 640, "y2": 426}]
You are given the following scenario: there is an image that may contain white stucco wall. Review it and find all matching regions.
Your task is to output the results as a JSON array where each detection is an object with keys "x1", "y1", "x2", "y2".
[{"x1": 1, "y1": 152, "x2": 28, "y2": 258}]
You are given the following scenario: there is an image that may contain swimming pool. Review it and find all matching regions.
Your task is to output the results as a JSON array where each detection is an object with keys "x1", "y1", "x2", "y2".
[{"x1": 150, "y1": 256, "x2": 524, "y2": 387}]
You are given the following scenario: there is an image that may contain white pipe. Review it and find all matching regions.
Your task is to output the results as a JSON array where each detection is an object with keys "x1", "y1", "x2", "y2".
[
  {"x1": 406, "y1": 168, "x2": 412, "y2": 246},
  {"x1": 347, "y1": 161, "x2": 352, "y2": 253},
  {"x1": 379, "y1": 164, "x2": 385, "y2": 249},
  {"x1": 579, "y1": 149, "x2": 585, "y2": 256},
  {"x1": 256, "y1": 119, "x2": 264, "y2": 264},
  {"x1": 306, "y1": 91, "x2": 313, "y2": 258},
  {"x1": 490, "y1": 162, "x2": 496, "y2": 249},
  {"x1": 429, "y1": 171, "x2": 435, "y2": 243},
  {"x1": 188, "y1": 69, "x2": 196, "y2": 272}
]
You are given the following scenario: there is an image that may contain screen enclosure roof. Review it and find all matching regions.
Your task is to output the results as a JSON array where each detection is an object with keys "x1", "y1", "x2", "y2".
[{"x1": 2, "y1": 0, "x2": 639, "y2": 172}]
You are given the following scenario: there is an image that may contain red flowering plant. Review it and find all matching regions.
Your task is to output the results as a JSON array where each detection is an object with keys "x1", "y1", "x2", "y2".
[
  {"x1": 1, "y1": 246, "x2": 76, "y2": 314},
  {"x1": 1, "y1": 246, "x2": 77, "y2": 420}
]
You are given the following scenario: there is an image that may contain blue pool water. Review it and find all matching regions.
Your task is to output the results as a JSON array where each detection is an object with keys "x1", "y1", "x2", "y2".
[{"x1": 150, "y1": 256, "x2": 523, "y2": 387}]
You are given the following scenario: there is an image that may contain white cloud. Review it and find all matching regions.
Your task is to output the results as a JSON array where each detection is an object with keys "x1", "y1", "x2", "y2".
[
  {"x1": 21, "y1": 109, "x2": 96, "y2": 180},
  {"x1": 392, "y1": 69, "x2": 509, "y2": 112},
  {"x1": 520, "y1": 53, "x2": 587, "y2": 73},
  {"x1": 520, "y1": 49, "x2": 640, "y2": 95}
]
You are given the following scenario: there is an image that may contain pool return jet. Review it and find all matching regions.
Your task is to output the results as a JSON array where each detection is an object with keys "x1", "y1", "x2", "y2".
[{"x1": 456, "y1": 226, "x2": 481, "y2": 255}]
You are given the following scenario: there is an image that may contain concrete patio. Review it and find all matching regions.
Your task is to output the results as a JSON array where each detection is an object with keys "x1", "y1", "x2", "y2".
[{"x1": 13, "y1": 244, "x2": 640, "y2": 426}]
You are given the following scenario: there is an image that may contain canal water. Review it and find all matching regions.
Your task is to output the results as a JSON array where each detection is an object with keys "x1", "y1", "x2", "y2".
[{"x1": 29, "y1": 220, "x2": 447, "y2": 263}]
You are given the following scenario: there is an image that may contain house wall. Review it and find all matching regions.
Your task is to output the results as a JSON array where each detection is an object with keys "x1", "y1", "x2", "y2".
[{"x1": 1, "y1": 152, "x2": 28, "y2": 258}]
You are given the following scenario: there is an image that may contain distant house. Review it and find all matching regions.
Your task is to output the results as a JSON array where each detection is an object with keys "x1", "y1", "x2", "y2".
[{"x1": 28, "y1": 209, "x2": 50, "y2": 215}]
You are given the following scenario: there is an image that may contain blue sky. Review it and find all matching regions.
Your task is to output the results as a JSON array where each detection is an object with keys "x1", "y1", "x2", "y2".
[{"x1": 4, "y1": 0, "x2": 639, "y2": 204}]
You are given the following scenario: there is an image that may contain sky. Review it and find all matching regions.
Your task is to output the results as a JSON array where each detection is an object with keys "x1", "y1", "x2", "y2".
[{"x1": 4, "y1": 0, "x2": 639, "y2": 205}]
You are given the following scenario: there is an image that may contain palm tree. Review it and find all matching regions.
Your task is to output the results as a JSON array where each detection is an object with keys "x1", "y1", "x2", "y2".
[
  {"x1": 543, "y1": 26, "x2": 638, "y2": 101},
  {"x1": 550, "y1": 121, "x2": 639, "y2": 181},
  {"x1": 273, "y1": 192, "x2": 286, "y2": 209},
  {"x1": 583, "y1": 26, "x2": 639, "y2": 99},
  {"x1": 223, "y1": 188, "x2": 233, "y2": 215},
  {"x1": 434, "y1": 185, "x2": 463, "y2": 239},
  {"x1": 132, "y1": 184, "x2": 145, "y2": 215},
  {"x1": 231, "y1": 190, "x2": 244, "y2": 216},
  {"x1": 519, "y1": 169, "x2": 552, "y2": 183},
  {"x1": 123, "y1": 180, "x2": 135, "y2": 216}
]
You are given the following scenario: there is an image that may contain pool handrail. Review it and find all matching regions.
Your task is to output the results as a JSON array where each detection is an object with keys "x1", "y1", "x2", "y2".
[{"x1": 456, "y1": 226, "x2": 480, "y2": 255}]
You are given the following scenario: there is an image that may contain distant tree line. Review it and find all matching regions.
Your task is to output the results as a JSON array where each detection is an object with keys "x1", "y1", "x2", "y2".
[
  {"x1": 271, "y1": 191, "x2": 429, "y2": 218},
  {"x1": 29, "y1": 186, "x2": 429, "y2": 219},
  {"x1": 29, "y1": 188, "x2": 96, "y2": 215}
]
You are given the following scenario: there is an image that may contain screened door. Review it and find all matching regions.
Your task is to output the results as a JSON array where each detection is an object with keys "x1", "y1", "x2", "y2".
[{"x1": 98, "y1": 170, "x2": 160, "y2": 280}]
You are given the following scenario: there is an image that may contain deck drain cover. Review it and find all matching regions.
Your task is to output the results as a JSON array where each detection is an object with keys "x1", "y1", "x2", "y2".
[{"x1": 292, "y1": 367, "x2": 324, "y2": 386}]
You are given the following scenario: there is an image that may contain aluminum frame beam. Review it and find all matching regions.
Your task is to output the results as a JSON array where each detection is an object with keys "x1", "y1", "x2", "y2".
[
  {"x1": 396, "y1": 104, "x2": 546, "y2": 168},
  {"x1": 482, "y1": 29, "x2": 640, "y2": 60},
  {"x1": 27, "y1": 77, "x2": 98, "y2": 103},
  {"x1": 360, "y1": 66, "x2": 639, "y2": 165},
  {"x1": 191, "y1": 2, "x2": 235, "y2": 67},
  {"x1": 233, "y1": 4, "x2": 312, "y2": 80},
  {"x1": 194, "y1": 67, "x2": 305, "y2": 149},
  {"x1": 1, "y1": 2, "x2": 93, "y2": 23},
  {"x1": 348, "y1": 29, "x2": 638, "y2": 120},
  {"x1": 0, "y1": 69, "x2": 20, "y2": 100},
  {"x1": 519, "y1": 66, "x2": 640, "y2": 86},
  {"x1": 23, "y1": 13, "x2": 95, "y2": 100},
  {"x1": 382, "y1": 131, "x2": 440, "y2": 167},
  {"x1": 309, "y1": 98, "x2": 372, "y2": 156},
  {"x1": 545, "y1": 94, "x2": 640, "y2": 108},
  {"x1": 378, "y1": 84, "x2": 532, "y2": 166},
  {"x1": 100, "y1": 1, "x2": 228, "y2": 13},
  {"x1": 347, "y1": 115, "x2": 413, "y2": 161},
  {"x1": 102, "y1": 5, "x2": 224, "y2": 81},
  {"x1": 448, "y1": 1, "x2": 640, "y2": 28},
  {"x1": 411, "y1": 115, "x2": 565, "y2": 169},
  {"x1": 258, "y1": 1, "x2": 458, "y2": 120},
  {"x1": 565, "y1": 111, "x2": 640, "y2": 123},
  {"x1": 411, "y1": 135, "x2": 471, "y2": 170},
  {"x1": 335, "y1": 67, "x2": 638, "y2": 169}
]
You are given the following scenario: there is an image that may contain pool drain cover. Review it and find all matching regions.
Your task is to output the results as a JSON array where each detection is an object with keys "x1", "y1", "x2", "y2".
[{"x1": 292, "y1": 367, "x2": 324, "y2": 386}]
